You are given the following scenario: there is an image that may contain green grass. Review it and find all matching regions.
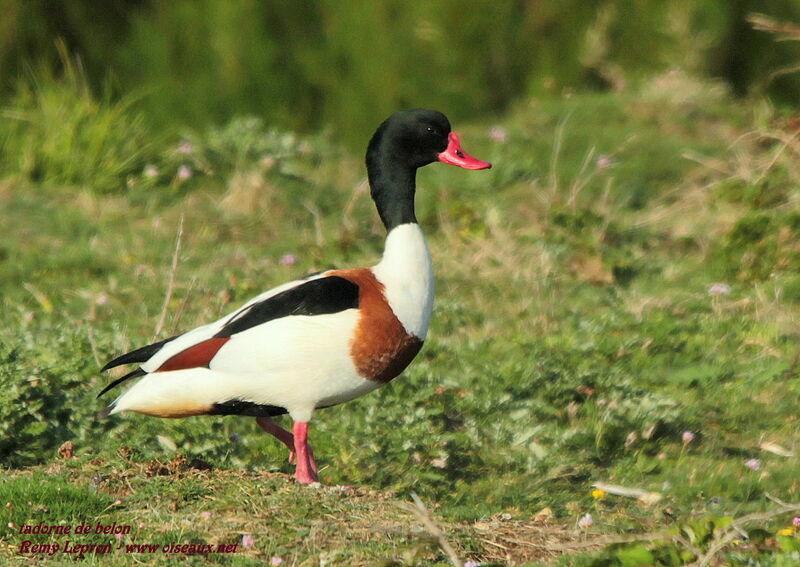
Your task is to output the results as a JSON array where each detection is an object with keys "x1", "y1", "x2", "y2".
[
  {"x1": 3, "y1": 72, "x2": 800, "y2": 565},
  {"x1": 0, "y1": 43, "x2": 162, "y2": 195}
]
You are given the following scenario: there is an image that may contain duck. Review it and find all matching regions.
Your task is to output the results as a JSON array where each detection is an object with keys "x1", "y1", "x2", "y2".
[{"x1": 98, "y1": 109, "x2": 491, "y2": 485}]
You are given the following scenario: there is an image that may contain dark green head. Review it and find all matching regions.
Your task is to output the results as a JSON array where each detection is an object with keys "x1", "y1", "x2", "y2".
[{"x1": 365, "y1": 109, "x2": 491, "y2": 230}]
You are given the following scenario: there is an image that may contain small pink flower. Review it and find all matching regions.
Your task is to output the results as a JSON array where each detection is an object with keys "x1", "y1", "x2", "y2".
[
  {"x1": 200, "y1": 511, "x2": 212, "y2": 520},
  {"x1": 793, "y1": 517, "x2": 800, "y2": 526},
  {"x1": 177, "y1": 165, "x2": 193, "y2": 181},
  {"x1": 271, "y1": 557, "x2": 283, "y2": 566},
  {"x1": 577, "y1": 513, "x2": 593, "y2": 530},
  {"x1": 279, "y1": 254, "x2": 297, "y2": 266},
  {"x1": 464, "y1": 561, "x2": 480, "y2": 567},
  {"x1": 241, "y1": 534, "x2": 255, "y2": 548},
  {"x1": 488, "y1": 126, "x2": 508, "y2": 143},
  {"x1": 708, "y1": 283, "x2": 732, "y2": 296},
  {"x1": 682, "y1": 430, "x2": 695, "y2": 444},
  {"x1": 744, "y1": 458, "x2": 761, "y2": 471},
  {"x1": 176, "y1": 141, "x2": 194, "y2": 155},
  {"x1": 596, "y1": 155, "x2": 612, "y2": 169},
  {"x1": 115, "y1": 533, "x2": 123, "y2": 541},
  {"x1": 143, "y1": 164, "x2": 160, "y2": 178}
]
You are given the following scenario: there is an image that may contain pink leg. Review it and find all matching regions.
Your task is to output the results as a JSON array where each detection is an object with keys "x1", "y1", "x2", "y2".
[
  {"x1": 292, "y1": 421, "x2": 319, "y2": 485},
  {"x1": 255, "y1": 417, "x2": 318, "y2": 477},
  {"x1": 256, "y1": 416, "x2": 293, "y2": 451}
]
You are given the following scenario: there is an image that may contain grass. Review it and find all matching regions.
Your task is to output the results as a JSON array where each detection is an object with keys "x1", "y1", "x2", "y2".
[
  {"x1": 3, "y1": 71, "x2": 800, "y2": 565},
  {"x1": 0, "y1": 43, "x2": 161, "y2": 195}
]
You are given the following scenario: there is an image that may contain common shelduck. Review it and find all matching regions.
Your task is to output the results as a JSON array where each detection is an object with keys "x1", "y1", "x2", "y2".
[{"x1": 98, "y1": 109, "x2": 491, "y2": 485}]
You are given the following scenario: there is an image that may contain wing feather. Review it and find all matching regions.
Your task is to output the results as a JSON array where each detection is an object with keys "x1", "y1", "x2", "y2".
[{"x1": 99, "y1": 273, "x2": 360, "y2": 401}]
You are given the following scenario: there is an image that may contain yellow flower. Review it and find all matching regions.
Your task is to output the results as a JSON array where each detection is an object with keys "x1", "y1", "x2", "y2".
[
  {"x1": 591, "y1": 489, "x2": 607, "y2": 500},
  {"x1": 777, "y1": 528, "x2": 794, "y2": 536}
]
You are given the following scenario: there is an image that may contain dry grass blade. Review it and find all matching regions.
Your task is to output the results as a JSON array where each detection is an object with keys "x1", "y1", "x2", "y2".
[
  {"x1": 689, "y1": 500, "x2": 800, "y2": 567},
  {"x1": 748, "y1": 13, "x2": 800, "y2": 41},
  {"x1": 758, "y1": 440, "x2": 795, "y2": 458},
  {"x1": 303, "y1": 199, "x2": 325, "y2": 246},
  {"x1": 153, "y1": 214, "x2": 184, "y2": 339},
  {"x1": 398, "y1": 493, "x2": 463, "y2": 567},
  {"x1": 747, "y1": 13, "x2": 800, "y2": 88},
  {"x1": 170, "y1": 275, "x2": 197, "y2": 334},
  {"x1": 545, "y1": 531, "x2": 673, "y2": 552},
  {"x1": 86, "y1": 324, "x2": 102, "y2": 367},
  {"x1": 592, "y1": 481, "x2": 662, "y2": 505},
  {"x1": 546, "y1": 111, "x2": 573, "y2": 201}
]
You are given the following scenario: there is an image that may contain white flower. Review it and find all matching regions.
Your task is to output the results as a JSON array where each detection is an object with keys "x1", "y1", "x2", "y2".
[{"x1": 577, "y1": 513, "x2": 593, "y2": 530}]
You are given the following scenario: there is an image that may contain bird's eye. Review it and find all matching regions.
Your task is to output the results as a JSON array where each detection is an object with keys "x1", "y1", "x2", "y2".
[{"x1": 426, "y1": 126, "x2": 437, "y2": 135}]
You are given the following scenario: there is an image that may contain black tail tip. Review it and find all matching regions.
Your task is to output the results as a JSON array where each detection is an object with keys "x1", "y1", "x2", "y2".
[{"x1": 97, "y1": 405, "x2": 115, "y2": 419}]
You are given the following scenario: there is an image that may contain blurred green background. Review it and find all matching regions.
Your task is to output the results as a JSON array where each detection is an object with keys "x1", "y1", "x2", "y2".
[
  {"x1": 6, "y1": 2, "x2": 800, "y2": 564},
  {"x1": 3, "y1": 0, "x2": 800, "y2": 147}
]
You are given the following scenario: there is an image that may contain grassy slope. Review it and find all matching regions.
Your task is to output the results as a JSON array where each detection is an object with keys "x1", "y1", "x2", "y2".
[{"x1": 2, "y1": 73, "x2": 800, "y2": 565}]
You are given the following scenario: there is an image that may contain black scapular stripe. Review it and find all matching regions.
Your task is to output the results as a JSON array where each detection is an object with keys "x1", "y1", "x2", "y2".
[
  {"x1": 101, "y1": 335, "x2": 178, "y2": 372},
  {"x1": 214, "y1": 276, "x2": 360, "y2": 338}
]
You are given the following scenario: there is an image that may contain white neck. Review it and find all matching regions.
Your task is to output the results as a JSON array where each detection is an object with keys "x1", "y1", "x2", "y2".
[{"x1": 372, "y1": 223, "x2": 434, "y2": 339}]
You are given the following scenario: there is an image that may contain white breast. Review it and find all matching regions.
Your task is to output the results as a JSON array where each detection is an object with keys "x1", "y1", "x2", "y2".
[{"x1": 372, "y1": 223, "x2": 434, "y2": 339}]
